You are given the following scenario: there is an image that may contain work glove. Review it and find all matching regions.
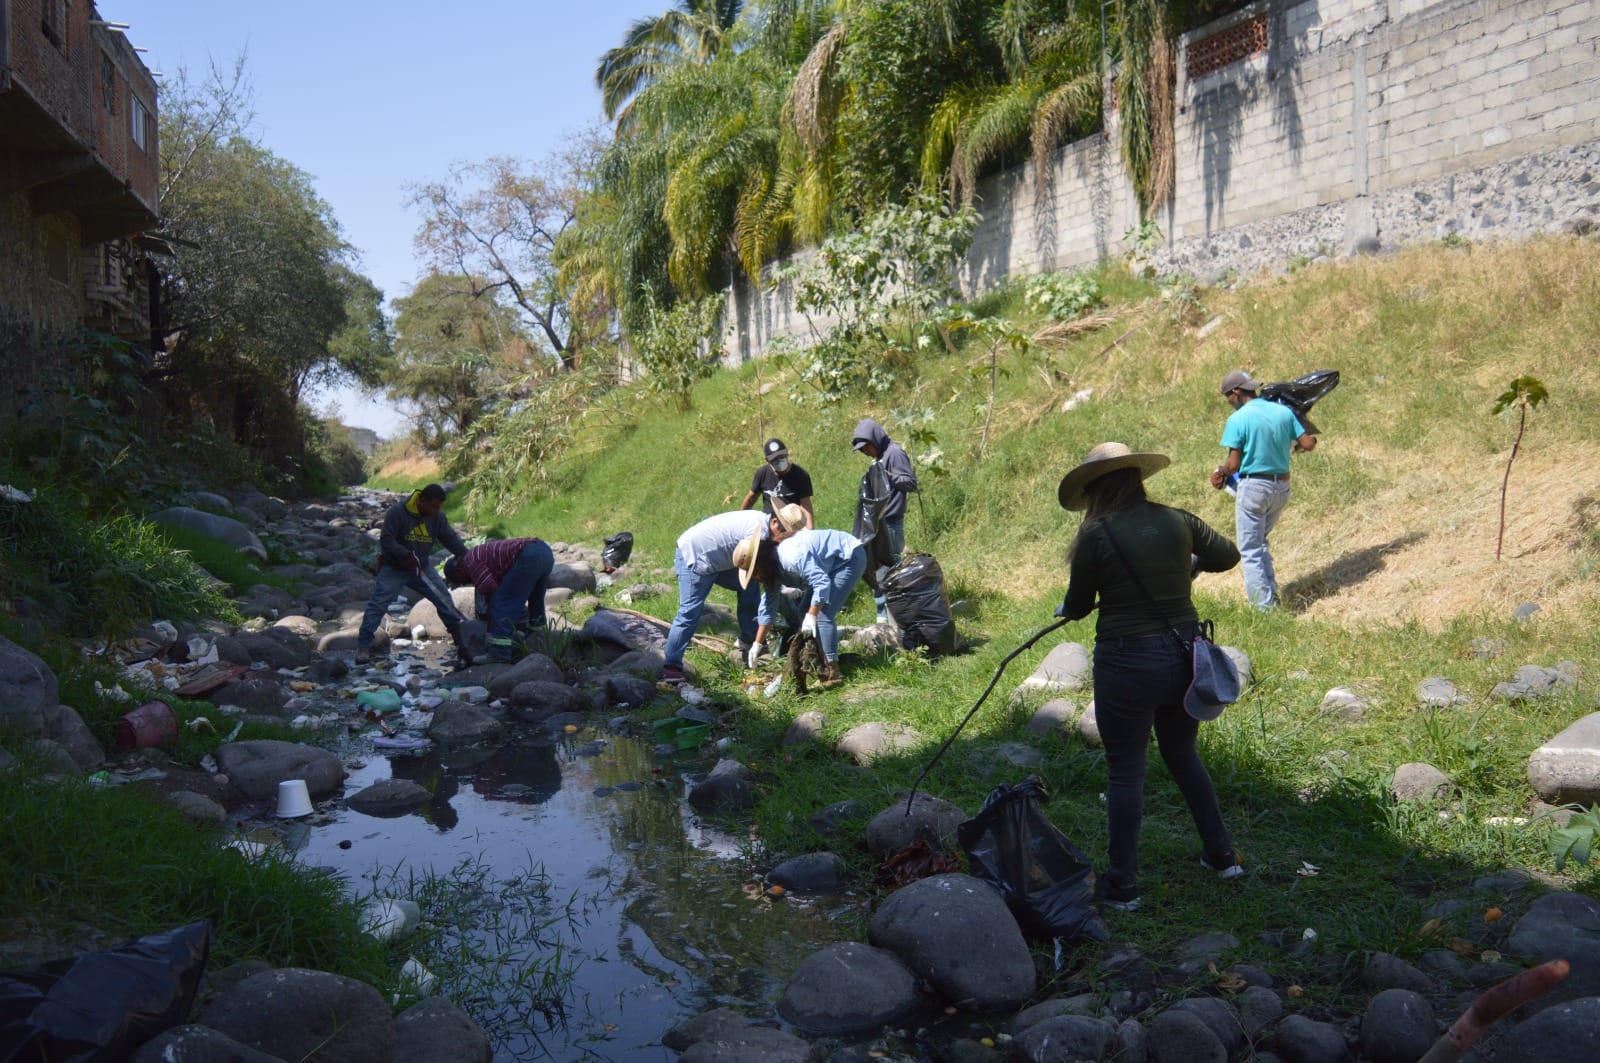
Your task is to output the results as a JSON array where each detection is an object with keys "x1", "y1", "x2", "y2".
[
  {"x1": 746, "y1": 641, "x2": 768, "y2": 669},
  {"x1": 800, "y1": 612, "x2": 819, "y2": 638}
]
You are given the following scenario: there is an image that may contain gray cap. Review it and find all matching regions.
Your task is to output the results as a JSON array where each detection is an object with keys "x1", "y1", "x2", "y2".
[{"x1": 1219, "y1": 369, "x2": 1261, "y2": 395}]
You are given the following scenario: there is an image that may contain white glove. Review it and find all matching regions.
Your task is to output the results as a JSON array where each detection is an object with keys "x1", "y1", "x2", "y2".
[
  {"x1": 746, "y1": 642, "x2": 767, "y2": 669},
  {"x1": 800, "y1": 612, "x2": 819, "y2": 638}
]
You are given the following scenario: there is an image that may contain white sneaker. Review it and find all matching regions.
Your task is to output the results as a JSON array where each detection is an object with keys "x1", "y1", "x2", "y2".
[{"x1": 1202, "y1": 854, "x2": 1245, "y2": 880}]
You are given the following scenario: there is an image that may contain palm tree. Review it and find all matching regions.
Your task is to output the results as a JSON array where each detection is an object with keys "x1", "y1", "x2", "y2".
[{"x1": 596, "y1": 0, "x2": 749, "y2": 135}]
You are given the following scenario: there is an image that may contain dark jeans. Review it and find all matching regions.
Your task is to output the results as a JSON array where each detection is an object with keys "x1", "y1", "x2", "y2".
[
  {"x1": 358, "y1": 560, "x2": 462, "y2": 649},
  {"x1": 487, "y1": 540, "x2": 554, "y2": 661},
  {"x1": 1093, "y1": 632, "x2": 1234, "y2": 893}
]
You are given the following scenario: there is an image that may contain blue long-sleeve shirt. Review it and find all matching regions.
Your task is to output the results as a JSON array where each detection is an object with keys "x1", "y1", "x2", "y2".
[{"x1": 777, "y1": 529, "x2": 865, "y2": 608}]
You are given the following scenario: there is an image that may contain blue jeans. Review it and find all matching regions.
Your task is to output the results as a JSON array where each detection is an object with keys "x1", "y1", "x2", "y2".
[
  {"x1": 1093, "y1": 632, "x2": 1234, "y2": 894},
  {"x1": 799, "y1": 544, "x2": 868, "y2": 662},
  {"x1": 487, "y1": 540, "x2": 554, "y2": 661},
  {"x1": 358, "y1": 560, "x2": 463, "y2": 648},
  {"x1": 664, "y1": 550, "x2": 761, "y2": 667},
  {"x1": 872, "y1": 516, "x2": 905, "y2": 617},
  {"x1": 1235, "y1": 479, "x2": 1290, "y2": 609}
]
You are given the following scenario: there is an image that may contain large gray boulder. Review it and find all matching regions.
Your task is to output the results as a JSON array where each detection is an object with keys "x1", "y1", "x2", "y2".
[
  {"x1": 129, "y1": 1025, "x2": 286, "y2": 1062},
  {"x1": 548, "y1": 561, "x2": 597, "y2": 593},
  {"x1": 1528, "y1": 712, "x2": 1600, "y2": 804},
  {"x1": 1477, "y1": 996, "x2": 1600, "y2": 1058},
  {"x1": 866, "y1": 873, "x2": 1035, "y2": 1012},
  {"x1": 394, "y1": 996, "x2": 491, "y2": 1063},
  {"x1": 214, "y1": 740, "x2": 344, "y2": 800},
  {"x1": 767, "y1": 852, "x2": 847, "y2": 894},
  {"x1": 212, "y1": 677, "x2": 288, "y2": 715},
  {"x1": 836, "y1": 721, "x2": 922, "y2": 765},
  {"x1": 41, "y1": 704, "x2": 103, "y2": 770},
  {"x1": 149, "y1": 506, "x2": 268, "y2": 562},
  {"x1": 346, "y1": 779, "x2": 431, "y2": 817},
  {"x1": 509, "y1": 681, "x2": 586, "y2": 723},
  {"x1": 405, "y1": 587, "x2": 479, "y2": 637},
  {"x1": 1507, "y1": 891, "x2": 1600, "y2": 1004},
  {"x1": 778, "y1": 941, "x2": 921, "y2": 1035},
  {"x1": 0, "y1": 634, "x2": 56, "y2": 734},
  {"x1": 199, "y1": 968, "x2": 394, "y2": 1063},
  {"x1": 863, "y1": 792, "x2": 966, "y2": 856},
  {"x1": 688, "y1": 760, "x2": 755, "y2": 815},
  {"x1": 233, "y1": 630, "x2": 312, "y2": 670},
  {"x1": 428, "y1": 701, "x2": 505, "y2": 744},
  {"x1": 487, "y1": 654, "x2": 565, "y2": 699}
]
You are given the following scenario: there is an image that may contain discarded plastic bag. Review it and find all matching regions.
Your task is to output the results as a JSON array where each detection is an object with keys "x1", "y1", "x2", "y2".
[
  {"x1": 602, "y1": 531, "x2": 634, "y2": 570},
  {"x1": 114, "y1": 701, "x2": 178, "y2": 751},
  {"x1": 355, "y1": 688, "x2": 402, "y2": 714},
  {"x1": 957, "y1": 777, "x2": 1109, "y2": 943},
  {"x1": 0, "y1": 920, "x2": 211, "y2": 1061},
  {"x1": 882, "y1": 553, "x2": 958, "y2": 657}
]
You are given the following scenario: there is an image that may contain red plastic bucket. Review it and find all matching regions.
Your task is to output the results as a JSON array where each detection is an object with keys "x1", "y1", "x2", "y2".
[{"x1": 115, "y1": 701, "x2": 178, "y2": 750}]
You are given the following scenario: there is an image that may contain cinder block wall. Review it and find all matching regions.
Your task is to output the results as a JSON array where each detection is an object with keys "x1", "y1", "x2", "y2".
[{"x1": 720, "y1": 0, "x2": 1600, "y2": 363}]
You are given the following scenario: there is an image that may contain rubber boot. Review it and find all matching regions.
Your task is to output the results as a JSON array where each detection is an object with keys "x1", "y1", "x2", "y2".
[{"x1": 451, "y1": 628, "x2": 477, "y2": 668}]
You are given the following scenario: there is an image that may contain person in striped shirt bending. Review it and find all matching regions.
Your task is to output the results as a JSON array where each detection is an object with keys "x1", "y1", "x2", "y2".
[{"x1": 444, "y1": 537, "x2": 555, "y2": 663}]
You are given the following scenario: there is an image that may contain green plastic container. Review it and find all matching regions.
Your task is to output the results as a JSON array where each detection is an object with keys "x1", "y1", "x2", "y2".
[
  {"x1": 652, "y1": 716, "x2": 689, "y2": 738},
  {"x1": 356, "y1": 688, "x2": 402, "y2": 714},
  {"x1": 674, "y1": 724, "x2": 711, "y2": 749}
]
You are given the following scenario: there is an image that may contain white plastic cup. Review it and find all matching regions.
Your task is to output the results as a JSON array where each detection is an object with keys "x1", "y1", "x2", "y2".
[{"x1": 277, "y1": 779, "x2": 313, "y2": 818}]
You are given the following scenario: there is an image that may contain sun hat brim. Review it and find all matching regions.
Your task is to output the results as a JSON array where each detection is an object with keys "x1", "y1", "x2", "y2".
[
  {"x1": 1057, "y1": 451, "x2": 1170, "y2": 510},
  {"x1": 736, "y1": 530, "x2": 761, "y2": 588}
]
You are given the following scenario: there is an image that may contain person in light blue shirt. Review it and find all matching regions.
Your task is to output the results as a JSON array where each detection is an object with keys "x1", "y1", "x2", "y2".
[
  {"x1": 1208, "y1": 369, "x2": 1317, "y2": 609},
  {"x1": 738, "y1": 527, "x2": 867, "y2": 688}
]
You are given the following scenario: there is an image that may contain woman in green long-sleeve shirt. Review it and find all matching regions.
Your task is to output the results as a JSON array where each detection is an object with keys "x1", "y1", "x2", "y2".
[{"x1": 1056, "y1": 442, "x2": 1242, "y2": 912}]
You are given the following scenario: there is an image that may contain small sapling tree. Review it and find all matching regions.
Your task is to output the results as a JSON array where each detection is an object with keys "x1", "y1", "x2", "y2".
[{"x1": 1491, "y1": 375, "x2": 1548, "y2": 561}]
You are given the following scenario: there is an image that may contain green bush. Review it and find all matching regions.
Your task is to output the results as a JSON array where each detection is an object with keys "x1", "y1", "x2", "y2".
[{"x1": 1023, "y1": 270, "x2": 1103, "y2": 321}]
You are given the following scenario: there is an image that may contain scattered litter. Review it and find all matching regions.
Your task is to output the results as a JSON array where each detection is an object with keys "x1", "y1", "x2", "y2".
[
  {"x1": 678, "y1": 684, "x2": 708, "y2": 706},
  {"x1": 86, "y1": 770, "x2": 110, "y2": 787},
  {"x1": 399, "y1": 956, "x2": 437, "y2": 994},
  {"x1": 762, "y1": 674, "x2": 783, "y2": 698},
  {"x1": 289, "y1": 681, "x2": 318, "y2": 693},
  {"x1": 290, "y1": 713, "x2": 343, "y2": 730},
  {"x1": 184, "y1": 717, "x2": 215, "y2": 734},
  {"x1": 361, "y1": 899, "x2": 422, "y2": 942},
  {"x1": 411, "y1": 625, "x2": 428, "y2": 640},
  {"x1": 226, "y1": 839, "x2": 269, "y2": 860},
  {"x1": 1485, "y1": 816, "x2": 1527, "y2": 827},
  {"x1": 94, "y1": 681, "x2": 133, "y2": 703},
  {"x1": 1301, "y1": 928, "x2": 1318, "y2": 942},
  {"x1": 372, "y1": 734, "x2": 431, "y2": 752},
  {"x1": 1061, "y1": 387, "x2": 1094, "y2": 412},
  {"x1": 0, "y1": 484, "x2": 35, "y2": 503},
  {"x1": 199, "y1": 754, "x2": 218, "y2": 774},
  {"x1": 355, "y1": 688, "x2": 402, "y2": 714},
  {"x1": 1297, "y1": 861, "x2": 1320, "y2": 877}
]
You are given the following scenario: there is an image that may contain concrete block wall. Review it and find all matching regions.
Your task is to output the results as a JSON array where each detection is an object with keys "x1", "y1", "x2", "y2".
[{"x1": 720, "y1": 0, "x2": 1600, "y2": 362}]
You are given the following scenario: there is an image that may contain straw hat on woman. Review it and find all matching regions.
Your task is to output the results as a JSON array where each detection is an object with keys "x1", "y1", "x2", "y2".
[{"x1": 1055, "y1": 441, "x2": 1243, "y2": 911}]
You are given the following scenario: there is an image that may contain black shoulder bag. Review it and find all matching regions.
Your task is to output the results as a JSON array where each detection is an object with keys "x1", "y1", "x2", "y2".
[{"x1": 1102, "y1": 527, "x2": 1241, "y2": 721}]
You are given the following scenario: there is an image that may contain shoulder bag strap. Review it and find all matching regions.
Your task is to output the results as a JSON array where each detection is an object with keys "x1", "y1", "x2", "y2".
[{"x1": 1101, "y1": 524, "x2": 1192, "y2": 652}]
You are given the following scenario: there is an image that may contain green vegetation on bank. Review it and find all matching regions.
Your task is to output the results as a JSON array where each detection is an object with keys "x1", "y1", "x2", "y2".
[{"x1": 417, "y1": 236, "x2": 1600, "y2": 1006}]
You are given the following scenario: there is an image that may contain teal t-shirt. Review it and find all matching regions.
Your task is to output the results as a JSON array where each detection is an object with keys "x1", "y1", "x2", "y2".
[{"x1": 1220, "y1": 398, "x2": 1303, "y2": 474}]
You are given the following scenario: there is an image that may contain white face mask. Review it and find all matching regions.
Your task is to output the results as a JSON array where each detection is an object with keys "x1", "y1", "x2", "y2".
[{"x1": 771, "y1": 458, "x2": 791, "y2": 473}]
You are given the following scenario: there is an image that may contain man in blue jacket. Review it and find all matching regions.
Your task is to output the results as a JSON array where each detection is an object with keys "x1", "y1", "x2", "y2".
[
  {"x1": 356, "y1": 484, "x2": 472, "y2": 665},
  {"x1": 852, "y1": 417, "x2": 918, "y2": 623}
]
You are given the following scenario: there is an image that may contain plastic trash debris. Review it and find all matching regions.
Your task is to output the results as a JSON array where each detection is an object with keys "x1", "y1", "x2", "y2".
[
  {"x1": 763, "y1": 674, "x2": 783, "y2": 698},
  {"x1": 399, "y1": 957, "x2": 438, "y2": 995},
  {"x1": 679, "y1": 684, "x2": 708, "y2": 706},
  {"x1": 115, "y1": 702, "x2": 178, "y2": 750},
  {"x1": 361, "y1": 899, "x2": 422, "y2": 942},
  {"x1": 86, "y1": 771, "x2": 110, "y2": 787},
  {"x1": 411, "y1": 625, "x2": 427, "y2": 640},
  {"x1": 224, "y1": 839, "x2": 269, "y2": 860},
  {"x1": 372, "y1": 734, "x2": 431, "y2": 753},
  {"x1": 199, "y1": 754, "x2": 218, "y2": 774},
  {"x1": 602, "y1": 531, "x2": 634, "y2": 570},
  {"x1": 0, "y1": 483, "x2": 35, "y2": 503},
  {"x1": 0, "y1": 921, "x2": 211, "y2": 1061},
  {"x1": 355, "y1": 688, "x2": 402, "y2": 714}
]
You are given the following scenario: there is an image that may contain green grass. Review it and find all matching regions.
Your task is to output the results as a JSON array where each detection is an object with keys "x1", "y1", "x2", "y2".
[{"x1": 155, "y1": 523, "x2": 301, "y2": 595}]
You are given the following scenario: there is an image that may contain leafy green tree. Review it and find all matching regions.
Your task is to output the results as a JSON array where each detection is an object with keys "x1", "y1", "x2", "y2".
[
  {"x1": 634, "y1": 289, "x2": 726, "y2": 410},
  {"x1": 597, "y1": 0, "x2": 749, "y2": 134},
  {"x1": 389, "y1": 273, "x2": 531, "y2": 448}
]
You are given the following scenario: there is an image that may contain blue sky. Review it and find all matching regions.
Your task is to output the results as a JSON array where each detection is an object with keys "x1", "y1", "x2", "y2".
[{"x1": 105, "y1": 0, "x2": 667, "y2": 436}]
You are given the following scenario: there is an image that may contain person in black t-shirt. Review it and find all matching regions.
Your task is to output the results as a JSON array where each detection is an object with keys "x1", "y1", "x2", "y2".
[{"x1": 740, "y1": 438, "x2": 815, "y2": 528}]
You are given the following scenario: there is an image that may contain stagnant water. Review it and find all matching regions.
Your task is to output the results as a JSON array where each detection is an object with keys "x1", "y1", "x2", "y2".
[{"x1": 285, "y1": 652, "x2": 867, "y2": 1061}]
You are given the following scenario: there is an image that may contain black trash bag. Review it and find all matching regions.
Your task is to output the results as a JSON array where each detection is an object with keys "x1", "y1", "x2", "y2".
[
  {"x1": 0, "y1": 920, "x2": 212, "y2": 1063},
  {"x1": 957, "y1": 778, "x2": 1109, "y2": 943},
  {"x1": 851, "y1": 462, "x2": 896, "y2": 588},
  {"x1": 1259, "y1": 368, "x2": 1339, "y2": 435},
  {"x1": 602, "y1": 531, "x2": 634, "y2": 570},
  {"x1": 881, "y1": 552, "x2": 957, "y2": 656}
]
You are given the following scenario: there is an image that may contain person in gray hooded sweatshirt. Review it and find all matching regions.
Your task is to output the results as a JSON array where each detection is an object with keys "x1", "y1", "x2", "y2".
[
  {"x1": 851, "y1": 417, "x2": 918, "y2": 623},
  {"x1": 357, "y1": 483, "x2": 472, "y2": 665}
]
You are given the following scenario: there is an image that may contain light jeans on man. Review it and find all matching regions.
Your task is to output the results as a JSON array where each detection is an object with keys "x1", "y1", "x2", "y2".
[
  {"x1": 808, "y1": 544, "x2": 869, "y2": 662},
  {"x1": 1235, "y1": 478, "x2": 1290, "y2": 609},
  {"x1": 664, "y1": 549, "x2": 761, "y2": 667},
  {"x1": 358, "y1": 562, "x2": 463, "y2": 648}
]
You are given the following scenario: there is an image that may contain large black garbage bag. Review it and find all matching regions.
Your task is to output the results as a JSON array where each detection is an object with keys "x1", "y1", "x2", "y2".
[
  {"x1": 881, "y1": 552, "x2": 957, "y2": 657},
  {"x1": 851, "y1": 462, "x2": 896, "y2": 587},
  {"x1": 1260, "y1": 368, "x2": 1339, "y2": 435},
  {"x1": 957, "y1": 778, "x2": 1109, "y2": 943},
  {"x1": 0, "y1": 920, "x2": 212, "y2": 1062},
  {"x1": 602, "y1": 531, "x2": 634, "y2": 569}
]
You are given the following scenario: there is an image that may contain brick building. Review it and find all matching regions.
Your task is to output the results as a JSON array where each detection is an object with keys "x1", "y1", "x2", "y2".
[{"x1": 1, "y1": 0, "x2": 161, "y2": 407}]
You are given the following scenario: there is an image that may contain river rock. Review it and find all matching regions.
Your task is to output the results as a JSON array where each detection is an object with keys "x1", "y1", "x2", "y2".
[
  {"x1": 1222, "y1": 646, "x2": 1252, "y2": 687},
  {"x1": 40, "y1": 704, "x2": 103, "y2": 770},
  {"x1": 128, "y1": 1025, "x2": 286, "y2": 1062},
  {"x1": 394, "y1": 995, "x2": 491, "y2": 1063},
  {"x1": 867, "y1": 873, "x2": 1035, "y2": 1011},
  {"x1": 1013, "y1": 642, "x2": 1091, "y2": 699},
  {"x1": 199, "y1": 967, "x2": 395, "y2": 1063},
  {"x1": 782, "y1": 710, "x2": 829, "y2": 747},
  {"x1": 1167, "y1": 997, "x2": 1246, "y2": 1055},
  {"x1": 1528, "y1": 712, "x2": 1600, "y2": 804},
  {"x1": 808, "y1": 800, "x2": 869, "y2": 840},
  {"x1": 26, "y1": 738, "x2": 79, "y2": 774},
  {"x1": 604, "y1": 674, "x2": 658, "y2": 708},
  {"x1": 165, "y1": 790, "x2": 227, "y2": 826},
  {"x1": 0, "y1": 747, "x2": 17, "y2": 774},
  {"x1": 1320, "y1": 687, "x2": 1372, "y2": 719},
  {"x1": 214, "y1": 740, "x2": 344, "y2": 800},
  {"x1": 428, "y1": 701, "x2": 504, "y2": 743},
  {"x1": 1391, "y1": 762, "x2": 1456, "y2": 802},
  {"x1": 238, "y1": 583, "x2": 297, "y2": 619},
  {"x1": 150, "y1": 506, "x2": 268, "y2": 562},
  {"x1": 1010, "y1": 995, "x2": 1101, "y2": 1032},
  {"x1": 1025, "y1": 698, "x2": 1080, "y2": 736},
  {"x1": 1363, "y1": 952, "x2": 1436, "y2": 993},
  {"x1": 347, "y1": 778, "x2": 431, "y2": 817},
  {"x1": 487, "y1": 654, "x2": 564, "y2": 697},
  {"x1": 272, "y1": 615, "x2": 320, "y2": 638},
  {"x1": 603, "y1": 650, "x2": 668, "y2": 678},
  {"x1": 1493, "y1": 663, "x2": 1578, "y2": 701},
  {"x1": 1147, "y1": 1008, "x2": 1226, "y2": 1062},
  {"x1": 778, "y1": 941, "x2": 921, "y2": 1035},
  {"x1": 1507, "y1": 891, "x2": 1600, "y2": 1003},
  {"x1": 1239, "y1": 985, "x2": 1283, "y2": 1036},
  {"x1": 548, "y1": 561, "x2": 597, "y2": 593},
  {"x1": 1361, "y1": 988, "x2": 1435, "y2": 1063},
  {"x1": 212, "y1": 677, "x2": 288, "y2": 715},
  {"x1": 1270, "y1": 1014, "x2": 1347, "y2": 1063},
  {"x1": 405, "y1": 587, "x2": 479, "y2": 638},
  {"x1": 836, "y1": 721, "x2": 921, "y2": 765},
  {"x1": 767, "y1": 852, "x2": 847, "y2": 894},
  {"x1": 1010, "y1": 1015, "x2": 1116, "y2": 1061},
  {"x1": 509, "y1": 681, "x2": 586, "y2": 722},
  {"x1": 1418, "y1": 677, "x2": 1467, "y2": 708},
  {"x1": 234, "y1": 629, "x2": 312, "y2": 670},
  {"x1": 990, "y1": 741, "x2": 1043, "y2": 772},
  {"x1": 863, "y1": 792, "x2": 966, "y2": 856},
  {"x1": 662, "y1": 1008, "x2": 748, "y2": 1051},
  {"x1": 1476, "y1": 996, "x2": 1600, "y2": 1058},
  {"x1": 1078, "y1": 703, "x2": 1103, "y2": 746},
  {"x1": 0, "y1": 634, "x2": 56, "y2": 734},
  {"x1": 688, "y1": 760, "x2": 755, "y2": 815}
]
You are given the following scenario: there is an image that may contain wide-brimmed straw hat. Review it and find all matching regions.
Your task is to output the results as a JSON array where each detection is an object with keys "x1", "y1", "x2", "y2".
[
  {"x1": 733, "y1": 531, "x2": 762, "y2": 588},
  {"x1": 1057, "y1": 441, "x2": 1171, "y2": 510},
  {"x1": 774, "y1": 503, "x2": 807, "y2": 533}
]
